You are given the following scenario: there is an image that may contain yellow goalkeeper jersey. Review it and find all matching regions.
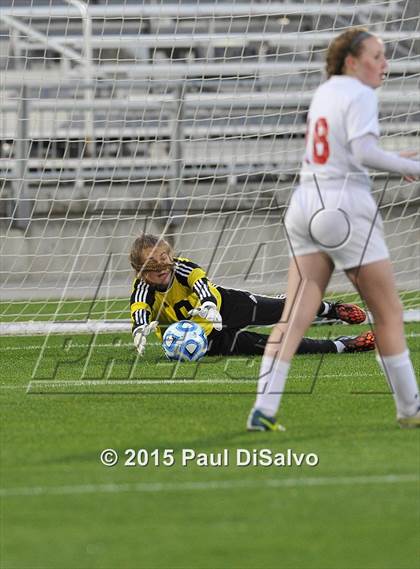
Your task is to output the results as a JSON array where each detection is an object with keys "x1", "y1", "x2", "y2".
[{"x1": 130, "y1": 257, "x2": 222, "y2": 338}]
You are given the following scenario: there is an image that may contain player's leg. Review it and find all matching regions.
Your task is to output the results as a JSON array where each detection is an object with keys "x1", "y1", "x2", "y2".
[
  {"x1": 240, "y1": 293, "x2": 343, "y2": 326},
  {"x1": 243, "y1": 290, "x2": 366, "y2": 327},
  {"x1": 206, "y1": 328, "x2": 264, "y2": 356},
  {"x1": 206, "y1": 329, "x2": 236, "y2": 356},
  {"x1": 297, "y1": 333, "x2": 375, "y2": 354},
  {"x1": 221, "y1": 289, "x2": 361, "y2": 327},
  {"x1": 249, "y1": 252, "x2": 334, "y2": 430},
  {"x1": 346, "y1": 259, "x2": 419, "y2": 427},
  {"x1": 209, "y1": 328, "x2": 373, "y2": 357},
  {"x1": 219, "y1": 288, "x2": 285, "y2": 328},
  {"x1": 321, "y1": 299, "x2": 367, "y2": 324},
  {"x1": 219, "y1": 286, "x2": 365, "y2": 328},
  {"x1": 265, "y1": 252, "x2": 334, "y2": 361},
  {"x1": 346, "y1": 260, "x2": 404, "y2": 354}
]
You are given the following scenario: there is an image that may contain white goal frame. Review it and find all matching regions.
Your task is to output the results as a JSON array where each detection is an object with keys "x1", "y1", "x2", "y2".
[{"x1": 1, "y1": 1, "x2": 419, "y2": 335}]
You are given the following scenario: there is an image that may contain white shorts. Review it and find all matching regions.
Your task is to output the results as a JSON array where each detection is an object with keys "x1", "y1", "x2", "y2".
[{"x1": 284, "y1": 184, "x2": 389, "y2": 270}]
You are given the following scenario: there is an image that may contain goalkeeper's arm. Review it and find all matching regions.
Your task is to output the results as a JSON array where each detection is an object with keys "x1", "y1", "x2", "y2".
[
  {"x1": 188, "y1": 301, "x2": 223, "y2": 331},
  {"x1": 175, "y1": 258, "x2": 219, "y2": 305},
  {"x1": 133, "y1": 320, "x2": 158, "y2": 356},
  {"x1": 174, "y1": 258, "x2": 223, "y2": 330},
  {"x1": 130, "y1": 280, "x2": 158, "y2": 355}
]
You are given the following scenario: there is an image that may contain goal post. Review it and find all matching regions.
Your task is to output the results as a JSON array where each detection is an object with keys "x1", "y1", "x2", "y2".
[{"x1": 1, "y1": 1, "x2": 419, "y2": 335}]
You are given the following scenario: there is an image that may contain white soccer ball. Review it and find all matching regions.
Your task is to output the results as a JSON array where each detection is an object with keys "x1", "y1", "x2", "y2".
[{"x1": 162, "y1": 320, "x2": 208, "y2": 362}]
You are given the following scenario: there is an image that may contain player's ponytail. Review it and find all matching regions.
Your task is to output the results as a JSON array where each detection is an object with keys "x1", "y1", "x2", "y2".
[{"x1": 326, "y1": 27, "x2": 373, "y2": 78}]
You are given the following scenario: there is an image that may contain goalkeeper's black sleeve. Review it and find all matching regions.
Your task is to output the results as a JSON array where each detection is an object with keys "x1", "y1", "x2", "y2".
[
  {"x1": 130, "y1": 279, "x2": 155, "y2": 334},
  {"x1": 174, "y1": 258, "x2": 218, "y2": 305}
]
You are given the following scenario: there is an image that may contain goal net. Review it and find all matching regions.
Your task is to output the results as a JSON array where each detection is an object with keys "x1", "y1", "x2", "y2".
[{"x1": 1, "y1": 0, "x2": 419, "y2": 335}]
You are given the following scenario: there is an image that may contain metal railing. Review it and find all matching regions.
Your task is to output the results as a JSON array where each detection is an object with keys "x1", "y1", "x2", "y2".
[{"x1": 1, "y1": 1, "x2": 418, "y2": 226}]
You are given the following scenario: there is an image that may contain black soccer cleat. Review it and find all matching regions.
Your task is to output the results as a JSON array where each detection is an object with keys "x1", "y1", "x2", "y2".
[
  {"x1": 335, "y1": 331, "x2": 375, "y2": 353},
  {"x1": 247, "y1": 409, "x2": 286, "y2": 432},
  {"x1": 327, "y1": 301, "x2": 367, "y2": 325}
]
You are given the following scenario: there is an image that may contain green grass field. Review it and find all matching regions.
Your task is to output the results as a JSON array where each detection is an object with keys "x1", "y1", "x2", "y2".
[{"x1": 1, "y1": 321, "x2": 419, "y2": 569}]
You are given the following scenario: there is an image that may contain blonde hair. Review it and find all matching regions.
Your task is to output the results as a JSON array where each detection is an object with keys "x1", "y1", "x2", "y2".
[
  {"x1": 129, "y1": 233, "x2": 173, "y2": 274},
  {"x1": 326, "y1": 27, "x2": 374, "y2": 79}
]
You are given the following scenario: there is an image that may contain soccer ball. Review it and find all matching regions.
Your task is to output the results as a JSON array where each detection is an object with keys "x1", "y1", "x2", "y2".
[{"x1": 162, "y1": 320, "x2": 208, "y2": 362}]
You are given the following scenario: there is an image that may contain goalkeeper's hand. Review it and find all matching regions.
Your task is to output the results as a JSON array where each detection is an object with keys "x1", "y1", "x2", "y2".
[
  {"x1": 133, "y1": 321, "x2": 159, "y2": 356},
  {"x1": 188, "y1": 302, "x2": 223, "y2": 332}
]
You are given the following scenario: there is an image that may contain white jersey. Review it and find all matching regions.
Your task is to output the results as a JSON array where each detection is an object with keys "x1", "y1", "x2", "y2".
[{"x1": 300, "y1": 75, "x2": 380, "y2": 190}]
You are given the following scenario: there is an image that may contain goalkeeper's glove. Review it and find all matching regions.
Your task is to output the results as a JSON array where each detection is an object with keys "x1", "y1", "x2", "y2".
[
  {"x1": 188, "y1": 302, "x2": 223, "y2": 332},
  {"x1": 133, "y1": 321, "x2": 159, "y2": 356}
]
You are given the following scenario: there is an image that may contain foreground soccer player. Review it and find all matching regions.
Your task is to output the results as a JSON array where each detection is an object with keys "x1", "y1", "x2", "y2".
[
  {"x1": 248, "y1": 27, "x2": 420, "y2": 432},
  {"x1": 129, "y1": 233, "x2": 374, "y2": 358}
]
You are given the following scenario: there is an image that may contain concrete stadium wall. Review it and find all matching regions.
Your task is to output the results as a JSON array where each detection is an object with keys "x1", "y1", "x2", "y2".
[{"x1": 1, "y1": 195, "x2": 418, "y2": 301}]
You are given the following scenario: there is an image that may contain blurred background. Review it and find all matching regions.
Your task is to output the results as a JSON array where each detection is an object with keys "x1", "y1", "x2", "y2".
[{"x1": 0, "y1": 0, "x2": 419, "y2": 322}]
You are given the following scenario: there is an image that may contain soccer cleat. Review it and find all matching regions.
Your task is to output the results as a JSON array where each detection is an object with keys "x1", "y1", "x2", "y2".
[
  {"x1": 335, "y1": 331, "x2": 375, "y2": 353},
  {"x1": 397, "y1": 407, "x2": 420, "y2": 429},
  {"x1": 327, "y1": 301, "x2": 367, "y2": 325},
  {"x1": 247, "y1": 409, "x2": 286, "y2": 432}
]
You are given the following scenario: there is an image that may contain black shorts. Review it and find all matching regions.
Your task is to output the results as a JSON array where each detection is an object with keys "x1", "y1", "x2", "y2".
[
  {"x1": 206, "y1": 288, "x2": 335, "y2": 357},
  {"x1": 218, "y1": 287, "x2": 285, "y2": 328},
  {"x1": 207, "y1": 288, "x2": 284, "y2": 356}
]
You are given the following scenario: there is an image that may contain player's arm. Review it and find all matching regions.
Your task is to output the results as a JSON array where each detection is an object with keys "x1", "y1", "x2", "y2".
[
  {"x1": 351, "y1": 134, "x2": 420, "y2": 178},
  {"x1": 130, "y1": 279, "x2": 158, "y2": 355},
  {"x1": 347, "y1": 89, "x2": 420, "y2": 179},
  {"x1": 175, "y1": 258, "x2": 218, "y2": 304},
  {"x1": 174, "y1": 258, "x2": 223, "y2": 331}
]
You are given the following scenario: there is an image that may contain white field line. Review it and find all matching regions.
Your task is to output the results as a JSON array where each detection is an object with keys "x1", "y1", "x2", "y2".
[
  {"x1": 0, "y1": 371, "x2": 394, "y2": 390},
  {"x1": 20, "y1": 372, "x2": 385, "y2": 392},
  {"x1": 0, "y1": 342, "x2": 135, "y2": 351},
  {"x1": 25, "y1": 379, "x2": 257, "y2": 389},
  {"x1": 27, "y1": 373, "x2": 376, "y2": 385},
  {"x1": 0, "y1": 474, "x2": 417, "y2": 498}
]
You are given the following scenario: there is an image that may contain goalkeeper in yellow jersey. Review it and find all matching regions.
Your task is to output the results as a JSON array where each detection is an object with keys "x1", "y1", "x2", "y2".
[{"x1": 129, "y1": 233, "x2": 374, "y2": 357}]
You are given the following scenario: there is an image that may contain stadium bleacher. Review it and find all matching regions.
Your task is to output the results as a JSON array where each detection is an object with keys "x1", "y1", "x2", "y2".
[
  {"x1": 1, "y1": 1, "x2": 419, "y2": 195},
  {"x1": 0, "y1": 1, "x2": 418, "y2": 299}
]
